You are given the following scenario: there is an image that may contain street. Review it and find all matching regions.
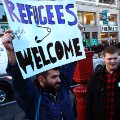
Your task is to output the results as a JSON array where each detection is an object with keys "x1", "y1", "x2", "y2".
[{"x1": 0, "y1": 101, "x2": 23, "y2": 120}]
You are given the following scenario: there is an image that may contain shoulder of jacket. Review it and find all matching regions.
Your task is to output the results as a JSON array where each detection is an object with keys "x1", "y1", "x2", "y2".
[
  {"x1": 90, "y1": 66, "x2": 106, "y2": 82},
  {"x1": 93, "y1": 66, "x2": 105, "y2": 75}
]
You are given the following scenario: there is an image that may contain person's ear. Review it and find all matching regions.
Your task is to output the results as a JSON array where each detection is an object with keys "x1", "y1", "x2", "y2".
[{"x1": 37, "y1": 75, "x2": 45, "y2": 87}]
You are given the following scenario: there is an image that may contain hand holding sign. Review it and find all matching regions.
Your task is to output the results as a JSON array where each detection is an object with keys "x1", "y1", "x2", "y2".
[{"x1": 1, "y1": 29, "x2": 17, "y2": 65}]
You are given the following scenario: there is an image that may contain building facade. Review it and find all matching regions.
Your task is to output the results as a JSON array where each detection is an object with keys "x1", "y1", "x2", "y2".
[
  {"x1": 0, "y1": 1, "x2": 8, "y2": 37},
  {"x1": 76, "y1": 0, "x2": 120, "y2": 46}
]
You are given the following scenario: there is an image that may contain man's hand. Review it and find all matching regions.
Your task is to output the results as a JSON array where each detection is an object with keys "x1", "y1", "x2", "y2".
[
  {"x1": 1, "y1": 29, "x2": 14, "y2": 51},
  {"x1": 1, "y1": 29, "x2": 17, "y2": 65}
]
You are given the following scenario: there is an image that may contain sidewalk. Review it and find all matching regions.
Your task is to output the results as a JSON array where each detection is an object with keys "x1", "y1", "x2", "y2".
[
  {"x1": 12, "y1": 111, "x2": 25, "y2": 120},
  {"x1": 0, "y1": 101, "x2": 23, "y2": 120}
]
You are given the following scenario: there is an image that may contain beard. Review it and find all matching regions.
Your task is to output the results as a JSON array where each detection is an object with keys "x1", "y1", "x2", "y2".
[{"x1": 44, "y1": 82, "x2": 61, "y2": 95}]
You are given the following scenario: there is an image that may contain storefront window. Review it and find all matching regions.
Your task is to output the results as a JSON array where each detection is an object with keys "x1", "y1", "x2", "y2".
[
  {"x1": 82, "y1": 0, "x2": 95, "y2": 2},
  {"x1": 101, "y1": 32, "x2": 118, "y2": 45},
  {"x1": 101, "y1": 39, "x2": 117, "y2": 45},
  {"x1": 100, "y1": 14, "x2": 117, "y2": 22},
  {"x1": 99, "y1": 0, "x2": 115, "y2": 5},
  {"x1": 101, "y1": 33, "x2": 117, "y2": 38},
  {"x1": 99, "y1": 14, "x2": 102, "y2": 21},
  {"x1": 84, "y1": 12, "x2": 95, "y2": 25},
  {"x1": 84, "y1": 32, "x2": 90, "y2": 46},
  {"x1": 99, "y1": 13, "x2": 117, "y2": 26},
  {"x1": 0, "y1": 6, "x2": 7, "y2": 22},
  {"x1": 77, "y1": 12, "x2": 83, "y2": 24},
  {"x1": 77, "y1": 12, "x2": 96, "y2": 26},
  {"x1": 92, "y1": 32, "x2": 98, "y2": 45},
  {"x1": 109, "y1": 14, "x2": 117, "y2": 22}
]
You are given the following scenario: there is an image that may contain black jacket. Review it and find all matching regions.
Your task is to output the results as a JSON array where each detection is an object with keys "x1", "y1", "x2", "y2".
[{"x1": 86, "y1": 66, "x2": 120, "y2": 120}]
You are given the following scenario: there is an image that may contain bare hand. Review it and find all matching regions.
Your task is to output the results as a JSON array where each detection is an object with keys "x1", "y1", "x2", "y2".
[
  {"x1": 1, "y1": 29, "x2": 17, "y2": 65},
  {"x1": 1, "y1": 29, "x2": 14, "y2": 51}
]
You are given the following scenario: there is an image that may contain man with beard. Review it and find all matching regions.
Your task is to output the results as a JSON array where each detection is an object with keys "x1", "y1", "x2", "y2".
[
  {"x1": 1, "y1": 30, "x2": 76, "y2": 120},
  {"x1": 86, "y1": 45, "x2": 120, "y2": 120}
]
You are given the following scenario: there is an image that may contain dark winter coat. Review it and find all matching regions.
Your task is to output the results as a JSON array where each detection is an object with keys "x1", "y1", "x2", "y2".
[
  {"x1": 7, "y1": 62, "x2": 76, "y2": 120},
  {"x1": 86, "y1": 66, "x2": 120, "y2": 120}
]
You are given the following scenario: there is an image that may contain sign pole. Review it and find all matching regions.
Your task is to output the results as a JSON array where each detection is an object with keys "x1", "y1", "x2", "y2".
[
  {"x1": 108, "y1": 19, "x2": 110, "y2": 45},
  {"x1": 102, "y1": 9, "x2": 110, "y2": 45},
  {"x1": 107, "y1": 10, "x2": 110, "y2": 45}
]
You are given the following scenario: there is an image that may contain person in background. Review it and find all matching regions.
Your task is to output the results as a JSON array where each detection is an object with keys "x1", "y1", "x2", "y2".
[
  {"x1": 86, "y1": 45, "x2": 120, "y2": 120},
  {"x1": 1, "y1": 29, "x2": 77, "y2": 120}
]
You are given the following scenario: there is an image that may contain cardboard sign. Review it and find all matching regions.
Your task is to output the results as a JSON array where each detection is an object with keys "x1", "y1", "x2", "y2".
[{"x1": 2, "y1": 0, "x2": 85, "y2": 79}]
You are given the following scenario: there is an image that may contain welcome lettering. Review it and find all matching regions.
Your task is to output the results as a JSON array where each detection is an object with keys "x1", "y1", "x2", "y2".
[{"x1": 16, "y1": 38, "x2": 82, "y2": 74}]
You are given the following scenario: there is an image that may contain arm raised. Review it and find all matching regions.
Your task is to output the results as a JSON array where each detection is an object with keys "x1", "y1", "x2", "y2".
[{"x1": 1, "y1": 29, "x2": 16, "y2": 65}]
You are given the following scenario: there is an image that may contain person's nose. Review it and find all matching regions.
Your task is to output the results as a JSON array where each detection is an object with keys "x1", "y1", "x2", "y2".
[
  {"x1": 111, "y1": 59, "x2": 115, "y2": 62},
  {"x1": 57, "y1": 77, "x2": 61, "y2": 82}
]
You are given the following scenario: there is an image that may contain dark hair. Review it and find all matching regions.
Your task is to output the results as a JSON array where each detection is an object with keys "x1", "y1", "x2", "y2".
[
  {"x1": 36, "y1": 67, "x2": 60, "y2": 78},
  {"x1": 103, "y1": 45, "x2": 118, "y2": 57},
  {"x1": 34, "y1": 67, "x2": 60, "y2": 88}
]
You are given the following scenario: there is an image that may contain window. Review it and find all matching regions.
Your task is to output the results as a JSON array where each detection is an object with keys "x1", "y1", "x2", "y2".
[
  {"x1": 99, "y1": 0, "x2": 115, "y2": 5},
  {"x1": 101, "y1": 33, "x2": 117, "y2": 39},
  {"x1": 83, "y1": 32, "x2": 90, "y2": 47},
  {"x1": 84, "y1": 32, "x2": 90, "y2": 39},
  {"x1": 0, "y1": 6, "x2": 7, "y2": 22},
  {"x1": 77, "y1": 12, "x2": 96, "y2": 26},
  {"x1": 77, "y1": 12, "x2": 83, "y2": 24},
  {"x1": 92, "y1": 32, "x2": 98, "y2": 45},
  {"x1": 84, "y1": 12, "x2": 95, "y2": 25},
  {"x1": 82, "y1": 0, "x2": 95, "y2": 2},
  {"x1": 109, "y1": 14, "x2": 117, "y2": 22},
  {"x1": 99, "y1": 14, "x2": 103, "y2": 21},
  {"x1": 0, "y1": 15, "x2": 7, "y2": 22},
  {"x1": 100, "y1": 14, "x2": 117, "y2": 22},
  {"x1": 92, "y1": 32, "x2": 97, "y2": 39},
  {"x1": 99, "y1": 13, "x2": 117, "y2": 26}
]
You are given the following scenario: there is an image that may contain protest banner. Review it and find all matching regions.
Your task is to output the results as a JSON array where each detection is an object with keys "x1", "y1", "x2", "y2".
[{"x1": 2, "y1": 0, "x2": 86, "y2": 79}]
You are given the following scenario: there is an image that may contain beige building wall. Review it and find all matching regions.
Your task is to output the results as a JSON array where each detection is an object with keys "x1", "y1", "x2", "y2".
[{"x1": 76, "y1": 0, "x2": 120, "y2": 44}]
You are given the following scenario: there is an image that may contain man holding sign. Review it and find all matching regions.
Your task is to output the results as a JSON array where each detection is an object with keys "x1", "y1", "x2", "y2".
[
  {"x1": 1, "y1": 0, "x2": 85, "y2": 120},
  {"x1": 1, "y1": 29, "x2": 76, "y2": 120}
]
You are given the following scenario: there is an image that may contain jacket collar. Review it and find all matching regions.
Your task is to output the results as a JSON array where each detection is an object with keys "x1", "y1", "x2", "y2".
[
  {"x1": 96, "y1": 65, "x2": 120, "y2": 82},
  {"x1": 95, "y1": 66, "x2": 106, "y2": 82}
]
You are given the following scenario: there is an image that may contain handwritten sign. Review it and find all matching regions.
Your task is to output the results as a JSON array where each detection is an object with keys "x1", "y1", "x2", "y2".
[{"x1": 2, "y1": 0, "x2": 85, "y2": 79}]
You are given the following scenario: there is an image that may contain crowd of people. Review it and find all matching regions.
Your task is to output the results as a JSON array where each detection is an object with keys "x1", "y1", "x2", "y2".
[{"x1": 85, "y1": 43, "x2": 120, "y2": 54}]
